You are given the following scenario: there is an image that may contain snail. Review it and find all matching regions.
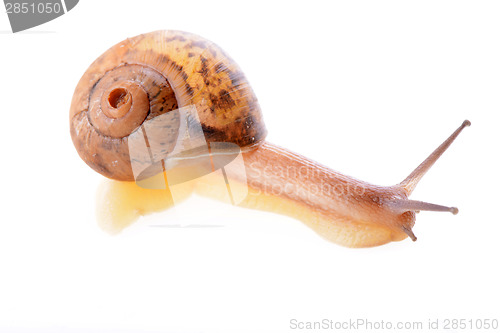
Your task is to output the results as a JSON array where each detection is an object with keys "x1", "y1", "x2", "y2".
[{"x1": 70, "y1": 30, "x2": 470, "y2": 248}]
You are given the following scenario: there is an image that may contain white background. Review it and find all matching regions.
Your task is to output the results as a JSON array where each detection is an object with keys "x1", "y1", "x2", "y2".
[{"x1": 0, "y1": 1, "x2": 499, "y2": 332}]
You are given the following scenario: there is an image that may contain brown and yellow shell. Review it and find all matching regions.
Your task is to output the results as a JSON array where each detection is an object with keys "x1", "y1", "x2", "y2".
[{"x1": 70, "y1": 30, "x2": 267, "y2": 181}]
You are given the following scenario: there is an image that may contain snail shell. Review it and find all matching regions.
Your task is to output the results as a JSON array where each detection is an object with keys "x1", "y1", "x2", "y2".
[{"x1": 70, "y1": 30, "x2": 267, "y2": 181}]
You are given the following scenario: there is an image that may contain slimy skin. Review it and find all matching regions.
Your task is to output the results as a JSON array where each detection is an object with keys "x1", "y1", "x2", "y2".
[
  {"x1": 72, "y1": 30, "x2": 470, "y2": 248},
  {"x1": 239, "y1": 142, "x2": 412, "y2": 247},
  {"x1": 96, "y1": 161, "x2": 408, "y2": 248},
  {"x1": 96, "y1": 123, "x2": 468, "y2": 248}
]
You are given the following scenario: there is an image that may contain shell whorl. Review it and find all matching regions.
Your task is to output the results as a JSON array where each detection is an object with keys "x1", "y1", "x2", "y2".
[{"x1": 70, "y1": 30, "x2": 267, "y2": 181}]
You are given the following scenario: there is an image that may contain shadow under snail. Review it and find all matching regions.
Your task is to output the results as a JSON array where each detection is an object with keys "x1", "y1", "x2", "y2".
[{"x1": 70, "y1": 30, "x2": 470, "y2": 248}]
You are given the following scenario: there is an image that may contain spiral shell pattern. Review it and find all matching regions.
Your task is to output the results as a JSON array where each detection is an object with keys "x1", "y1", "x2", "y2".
[{"x1": 70, "y1": 30, "x2": 267, "y2": 181}]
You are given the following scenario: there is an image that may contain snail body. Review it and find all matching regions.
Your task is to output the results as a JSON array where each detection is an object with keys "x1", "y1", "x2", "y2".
[{"x1": 70, "y1": 30, "x2": 469, "y2": 248}]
